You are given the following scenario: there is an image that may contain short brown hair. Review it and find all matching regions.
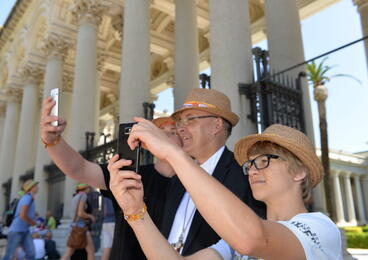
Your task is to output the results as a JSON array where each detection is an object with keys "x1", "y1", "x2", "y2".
[{"x1": 248, "y1": 141, "x2": 312, "y2": 203}]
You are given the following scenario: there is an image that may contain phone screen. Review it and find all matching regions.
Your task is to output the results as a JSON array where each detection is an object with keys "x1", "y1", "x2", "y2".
[
  {"x1": 117, "y1": 122, "x2": 141, "y2": 172},
  {"x1": 50, "y1": 88, "x2": 59, "y2": 126}
]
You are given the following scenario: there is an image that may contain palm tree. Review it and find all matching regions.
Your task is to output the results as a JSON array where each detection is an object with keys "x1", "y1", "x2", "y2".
[{"x1": 306, "y1": 57, "x2": 360, "y2": 221}]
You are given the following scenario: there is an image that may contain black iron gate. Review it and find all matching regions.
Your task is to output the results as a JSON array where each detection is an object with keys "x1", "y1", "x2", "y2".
[{"x1": 239, "y1": 47, "x2": 306, "y2": 133}]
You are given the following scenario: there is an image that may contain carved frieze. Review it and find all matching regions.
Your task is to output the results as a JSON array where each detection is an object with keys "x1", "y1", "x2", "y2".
[
  {"x1": 97, "y1": 51, "x2": 108, "y2": 72},
  {"x1": 111, "y1": 13, "x2": 123, "y2": 38}
]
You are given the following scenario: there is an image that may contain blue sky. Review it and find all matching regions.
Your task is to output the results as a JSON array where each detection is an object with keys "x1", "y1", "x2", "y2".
[{"x1": 1, "y1": 0, "x2": 367, "y2": 153}]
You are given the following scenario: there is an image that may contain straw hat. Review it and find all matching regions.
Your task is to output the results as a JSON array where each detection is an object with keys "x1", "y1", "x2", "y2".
[
  {"x1": 76, "y1": 183, "x2": 89, "y2": 191},
  {"x1": 152, "y1": 117, "x2": 175, "y2": 128},
  {"x1": 234, "y1": 124, "x2": 323, "y2": 187},
  {"x1": 171, "y1": 89, "x2": 239, "y2": 126},
  {"x1": 22, "y1": 180, "x2": 39, "y2": 193}
]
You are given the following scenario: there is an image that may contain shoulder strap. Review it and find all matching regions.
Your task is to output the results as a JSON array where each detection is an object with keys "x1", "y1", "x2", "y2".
[
  {"x1": 72, "y1": 193, "x2": 83, "y2": 222},
  {"x1": 14, "y1": 195, "x2": 34, "y2": 218}
]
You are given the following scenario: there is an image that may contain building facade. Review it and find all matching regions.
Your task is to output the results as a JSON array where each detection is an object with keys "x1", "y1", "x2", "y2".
[{"x1": 0, "y1": 0, "x2": 367, "y2": 230}]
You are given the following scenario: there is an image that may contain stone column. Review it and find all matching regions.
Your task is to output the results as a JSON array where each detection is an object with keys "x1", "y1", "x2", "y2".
[
  {"x1": 353, "y1": 175, "x2": 367, "y2": 224},
  {"x1": 0, "y1": 104, "x2": 6, "y2": 159},
  {"x1": 63, "y1": 0, "x2": 104, "y2": 219},
  {"x1": 332, "y1": 171, "x2": 345, "y2": 225},
  {"x1": 208, "y1": 0, "x2": 256, "y2": 149},
  {"x1": 173, "y1": 0, "x2": 199, "y2": 109},
  {"x1": 343, "y1": 172, "x2": 357, "y2": 225},
  {"x1": 263, "y1": 0, "x2": 314, "y2": 140},
  {"x1": 33, "y1": 35, "x2": 69, "y2": 216},
  {"x1": 0, "y1": 88, "x2": 21, "y2": 213},
  {"x1": 10, "y1": 66, "x2": 42, "y2": 200},
  {"x1": 354, "y1": 0, "x2": 368, "y2": 69},
  {"x1": 96, "y1": 52, "x2": 107, "y2": 144},
  {"x1": 362, "y1": 175, "x2": 368, "y2": 217},
  {"x1": 119, "y1": 0, "x2": 150, "y2": 122}
]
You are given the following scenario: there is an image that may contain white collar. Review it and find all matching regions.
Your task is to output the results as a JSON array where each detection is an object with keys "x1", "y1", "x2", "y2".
[{"x1": 199, "y1": 146, "x2": 225, "y2": 176}]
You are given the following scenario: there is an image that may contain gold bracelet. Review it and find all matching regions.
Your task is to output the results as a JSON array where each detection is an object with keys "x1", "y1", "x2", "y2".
[
  {"x1": 124, "y1": 203, "x2": 147, "y2": 222},
  {"x1": 41, "y1": 135, "x2": 61, "y2": 148}
]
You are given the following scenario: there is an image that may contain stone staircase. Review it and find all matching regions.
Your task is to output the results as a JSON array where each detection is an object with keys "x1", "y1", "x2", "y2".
[{"x1": 52, "y1": 219, "x2": 102, "y2": 260}]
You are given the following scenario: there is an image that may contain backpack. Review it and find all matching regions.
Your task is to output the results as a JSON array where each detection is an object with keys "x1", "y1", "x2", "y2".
[
  {"x1": 4, "y1": 198, "x2": 19, "y2": 227},
  {"x1": 4, "y1": 195, "x2": 33, "y2": 227}
]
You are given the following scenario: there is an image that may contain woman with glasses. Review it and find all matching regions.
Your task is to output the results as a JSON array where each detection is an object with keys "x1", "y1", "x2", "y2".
[{"x1": 109, "y1": 120, "x2": 342, "y2": 260}]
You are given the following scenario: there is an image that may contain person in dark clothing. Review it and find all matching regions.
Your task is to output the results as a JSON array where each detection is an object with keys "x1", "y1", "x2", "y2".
[{"x1": 44, "y1": 232, "x2": 60, "y2": 260}]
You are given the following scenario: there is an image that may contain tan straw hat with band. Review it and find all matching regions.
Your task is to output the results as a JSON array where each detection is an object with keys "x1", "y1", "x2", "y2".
[
  {"x1": 234, "y1": 124, "x2": 323, "y2": 188},
  {"x1": 76, "y1": 183, "x2": 89, "y2": 191},
  {"x1": 152, "y1": 117, "x2": 175, "y2": 128},
  {"x1": 22, "y1": 180, "x2": 39, "y2": 193},
  {"x1": 171, "y1": 89, "x2": 239, "y2": 126}
]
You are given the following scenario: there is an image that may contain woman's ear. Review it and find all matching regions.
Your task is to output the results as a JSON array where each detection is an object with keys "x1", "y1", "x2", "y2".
[{"x1": 293, "y1": 169, "x2": 307, "y2": 182}]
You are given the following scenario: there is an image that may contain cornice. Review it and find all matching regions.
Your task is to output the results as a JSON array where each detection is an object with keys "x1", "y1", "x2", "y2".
[
  {"x1": 0, "y1": 0, "x2": 34, "y2": 52},
  {"x1": 353, "y1": 0, "x2": 368, "y2": 10}
]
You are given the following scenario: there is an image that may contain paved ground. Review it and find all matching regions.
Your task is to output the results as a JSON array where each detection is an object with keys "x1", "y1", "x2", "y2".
[{"x1": 348, "y1": 249, "x2": 368, "y2": 260}]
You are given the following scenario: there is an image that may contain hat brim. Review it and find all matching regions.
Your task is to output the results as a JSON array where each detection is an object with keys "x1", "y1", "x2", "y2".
[
  {"x1": 171, "y1": 107, "x2": 239, "y2": 126},
  {"x1": 24, "y1": 181, "x2": 39, "y2": 193},
  {"x1": 234, "y1": 133, "x2": 323, "y2": 188},
  {"x1": 152, "y1": 117, "x2": 175, "y2": 128}
]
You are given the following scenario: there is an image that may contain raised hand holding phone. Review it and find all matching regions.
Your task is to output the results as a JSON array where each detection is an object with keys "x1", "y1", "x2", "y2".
[
  {"x1": 50, "y1": 88, "x2": 59, "y2": 126},
  {"x1": 117, "y1": 123, "x2": 141, "y2": 173}
]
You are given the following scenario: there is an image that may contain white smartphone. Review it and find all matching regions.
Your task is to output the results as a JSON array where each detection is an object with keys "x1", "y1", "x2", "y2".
[{"x1": 50, "y1": 88, "x2": 59, "y2": 127}]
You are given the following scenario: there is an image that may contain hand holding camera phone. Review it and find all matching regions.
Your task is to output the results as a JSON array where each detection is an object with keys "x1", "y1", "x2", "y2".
[
  {"x1": 50, "y1": 88, "x2": 59, "y2": 127},
  {"x1": 117, "y1": 122, "x2": 141, "y2": 172}
]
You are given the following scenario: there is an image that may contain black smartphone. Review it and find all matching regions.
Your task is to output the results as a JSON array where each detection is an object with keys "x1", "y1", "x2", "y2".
[{"x1": 117, "y1": 122, "x2": 141, "y2": 172}]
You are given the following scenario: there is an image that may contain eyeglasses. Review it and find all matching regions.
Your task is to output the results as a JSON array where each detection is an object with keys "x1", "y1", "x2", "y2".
[
  {"x1": 176, "y1": 115, "x2": 218, "y2": 128},
  {"x1": 242, "y1": 154, "x2": 281, "y2": 175}
]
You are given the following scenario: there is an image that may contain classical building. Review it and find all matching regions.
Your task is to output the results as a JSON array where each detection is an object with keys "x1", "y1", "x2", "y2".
[{"x1": 0, "y1": 0, "x2": 367, "y2": 245}]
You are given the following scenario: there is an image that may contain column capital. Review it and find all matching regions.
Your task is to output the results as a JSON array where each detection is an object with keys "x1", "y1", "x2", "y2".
[
  {"x1": 354, "y1": 0, "x2": 368, "y2": 10},
  {"x1": 71, "y1": 0, "x2": 106, "y2": 26},
  {"x1": 2, "y1": 87, "x2": 22, "y2": 104},
  {"x1": 0, "y1": 103, "x2": 6, "y2": 117},
  {"x1": 41, "y1": 34, "x2": 70, "y2": 61},
  {"x1": 20, "y1": 64, "x2": 43, "y2": 86},
  {"x1": 342, "y1": 171, "x2": 352, "y2": 178},
  {"x1": 63, "y1": 73, "x2": 74, "y2": 93}
]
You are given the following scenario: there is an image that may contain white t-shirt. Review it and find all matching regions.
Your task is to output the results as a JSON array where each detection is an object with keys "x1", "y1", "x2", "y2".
[
  {"x1": 210, "y1": 212, "x2": 343, "y2": 260},
  {"x1": 33, "y1": 238, "x2": 46, "y2": 259}
]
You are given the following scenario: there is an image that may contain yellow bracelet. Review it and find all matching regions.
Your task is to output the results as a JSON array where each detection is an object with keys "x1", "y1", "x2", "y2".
[
  {"x1": 41, "y1": 135, "x2": 61, "y2": 148},
  {"x1": 124, "y1": 203, "x2": 147, "y2": 222}
]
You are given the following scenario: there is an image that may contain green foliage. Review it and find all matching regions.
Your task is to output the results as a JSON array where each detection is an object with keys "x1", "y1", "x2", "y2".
[
  {"x1": 343, "y1": 225, "x2": 368, "y2": 249},
  {"x1": 345, "y1": 232, "x2": 368, "y2": 249},
  {"x1": 343, "y1": 226, "x2": 364, "y2": 233},
  {"x1": 305, "y1": 57, "x2": 361, "y2": 88}
]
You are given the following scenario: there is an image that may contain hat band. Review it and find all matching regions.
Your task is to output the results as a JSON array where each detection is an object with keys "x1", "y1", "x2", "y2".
[
  {"x1": 158, "y1": 121, "x2": 175, "y2": 128},
  {"x1": 182, "y1": 101, "x2": 216, "y2": 109}
]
